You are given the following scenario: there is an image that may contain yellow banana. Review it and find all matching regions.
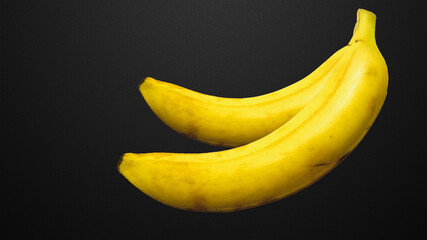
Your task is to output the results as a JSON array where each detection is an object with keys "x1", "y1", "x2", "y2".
[
  {"x1": 119, "y1": 9, "x2": 388, "y2": 212},
  {"x1": 140, "y1": 47, "x2": 346, "y2": 147}
]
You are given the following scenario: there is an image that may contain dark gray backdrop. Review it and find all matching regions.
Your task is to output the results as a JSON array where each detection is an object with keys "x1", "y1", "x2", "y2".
[{"x1": 2, "y1": 0, "x2": 424, "y2": 238}]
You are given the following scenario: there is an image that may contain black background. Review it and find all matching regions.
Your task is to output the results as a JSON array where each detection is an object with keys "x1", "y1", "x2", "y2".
[{"x1": 2, "y1": 0, "x2": 425, "y2": 238}]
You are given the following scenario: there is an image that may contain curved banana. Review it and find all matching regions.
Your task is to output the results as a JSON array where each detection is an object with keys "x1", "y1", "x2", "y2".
[
  {"x1": 140, "y1": 47, "x2": 346, "y2": 147},
  {"x1": 119, "y1": 9, "x2": 388, "y2": 212}
]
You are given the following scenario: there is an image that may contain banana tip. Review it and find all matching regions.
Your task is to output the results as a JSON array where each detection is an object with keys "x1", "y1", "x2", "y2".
[
  {"x1": 138, "y1": 77, "x2": 150, "y2": 89},
  {"x1": 117, "y1": 154, "x2": 125, "y2": 172}
]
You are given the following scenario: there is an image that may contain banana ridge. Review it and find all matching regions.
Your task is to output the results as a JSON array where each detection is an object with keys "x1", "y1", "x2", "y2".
[{"x1": 140, "y1": 48, "x2": 346, "y2": 107}]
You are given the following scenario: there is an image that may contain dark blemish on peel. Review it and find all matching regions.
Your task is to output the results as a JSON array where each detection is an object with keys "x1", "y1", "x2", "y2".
[
  {"x1": 369, "y1": 97, "x2": 378, "y2": 117},
  {"x1": 366, "y1": 67, "x2": 377, "y2": 77},
  {"x1": 192, "y1": 194, "x2": 208, "y2": 212},
  {"x1": 117, "y1": 154, "x2": 124, "y2": 171},
  {"x1": 313, "y1": 163, "x2": 330, "y2": 167},
  {"x1": 138, "y1": 77, "x2": 148, "y2": 89},
  {"x1": 337, "y1": 152, "x2": 351, "y2": 164},
  {"x1": 184, "y1": 124, "x2": 199, "y2": 140}
]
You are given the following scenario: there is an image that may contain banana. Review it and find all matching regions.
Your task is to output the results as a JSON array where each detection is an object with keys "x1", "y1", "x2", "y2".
[
  {"x1": 119, "y1": 9, "x2": 388, "y2": 212},
  {"x1": 140, "y1": 47, "x2": 346, "y2": 147}
]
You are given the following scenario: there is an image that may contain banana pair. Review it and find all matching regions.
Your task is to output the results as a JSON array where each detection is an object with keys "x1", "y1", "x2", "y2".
[{"x1": 118, "y1": 9, "x2": 388, "y2": 212}]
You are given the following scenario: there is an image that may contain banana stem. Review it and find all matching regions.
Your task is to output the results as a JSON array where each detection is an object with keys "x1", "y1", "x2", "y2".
[{"x1": 348, "y1": 9, "x2": 377, "y2": 46}]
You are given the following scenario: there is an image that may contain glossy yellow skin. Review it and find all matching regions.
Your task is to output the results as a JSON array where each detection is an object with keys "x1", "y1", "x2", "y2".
[
  {"x1": 140, "y1": 48, "x2": 346, "y2": 147},
  {"x1": 119, "y1": 9, "x2": 388, "y2": 212}
]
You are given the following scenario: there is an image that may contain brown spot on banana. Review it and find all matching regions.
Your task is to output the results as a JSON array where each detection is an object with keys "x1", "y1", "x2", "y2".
[
  {"x1": 365, "y1": 67, "x2": 377, "y2": 77},
  {"x1": 310, "y1": 151, "x2": 351, "y2": 168},
  {"x1": 192, "y1": 194, "x2": 208, "y2": 212},
  {"x1": 182, "y1": 122, "x2": 199, "y2": 140},
  {"x1": 138, "y1": 77, "x2": 147, "y2": 89},
  {"x1": 336, "y1": 152, "x2": 351, "y2": 165},
  {"x1": 367, "y1": 97, "x2": 378, "y2": 117},
  {"x1": 313, "y1": 162, "x2": 331, "y2": 167},
  {"x1": 117, "y1": 154, "x2": 124, "y2": 171}
]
